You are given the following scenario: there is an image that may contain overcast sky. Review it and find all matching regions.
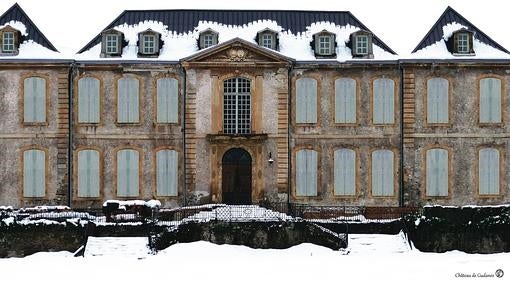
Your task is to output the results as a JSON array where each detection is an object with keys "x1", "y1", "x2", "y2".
[{"x1": 0, "y1": 0, "x2": 508, "y2": 56}]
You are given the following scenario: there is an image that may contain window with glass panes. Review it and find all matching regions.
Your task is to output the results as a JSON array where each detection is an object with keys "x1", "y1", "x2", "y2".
[
  {"x1": 223, "y1": 77, "x2": 251, "y2": 134},
  {"x1": 318, "y1": 36, "x2": 331, "y2": 55},
  {"x1": 2, "y1": 32, "x2": 14, "y2": 52},
  {"x1": 457, "y1": 33, "x2": 469, "y2": 53},
  {"x1": 143, "y1": 35, "x2": 156, "y2": 54},
  {"x1": 261, "y1": 33, "x2": 273, "y2": 49},
  {"x1": 203, "y1": 34, "x2": 214, "y2": 48},
  {"x1": 106, "y1": 34, "x2": 118, "y2": 54},
  {"x1": 355, "y1": 35, "x2": 368, "y2": 55}
]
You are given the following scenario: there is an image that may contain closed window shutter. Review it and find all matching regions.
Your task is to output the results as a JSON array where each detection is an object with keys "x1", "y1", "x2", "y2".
[
  {"x1": 117, "y1": 150, "x2": 139, "y2": 197},
  {"x1": 23, "y1": 150, "x2": 45, "y2": 197},
  {"x1": 334, "y1": 149, "x2": 355, "y2": 196},
  {"x1": 157, "y1": 78, "x2": 178, "y2": 123},
  {"x1": 480, "y1": 78, "x2": 501, "y2": 123},
  {"x1": 427, "y1": 149, "x2": 448, "y2": 196},
  {"x1": 306, "y1": 150, "x2": 318, "y2": 196},
  {"x1": 372, "y1": 150, "x2": 394, "y2": 196},
  {"x1": 296, "y1": 150, "x2": 306, "y2": 196},
  {"x1": 296, "y1": 78, "x2": 317, "y2": 123},
  {"x1": 118, "y1": 78, "x2": 139, "y2": 123},
  {"x1": 373, "y1": 79, "x2": 384, "y2": 123},
  {"x1": 427, "y1": 78, "x2": 449, "y2": 123},
  {"x1": 78, "y1": 150, "x2": 100, "y2": 198},
  {"x1": 156, "y1": 150, "x2": 178, "y2": 196},
  {"x1": 24, "y1": 77, "x2": 46, "y2": 123},
  {"x1": 78, "y1": 77, "x2": 100, "y2": 123},
  {"x1": 479, "y1": 148, "x2": 499, "y2": 195},
  {"x1": 374, "y1": 78, "x2": 395, "y2": 124},
  {"x1": 335, "y1": 78, "x2": 356, "y2": 123}
]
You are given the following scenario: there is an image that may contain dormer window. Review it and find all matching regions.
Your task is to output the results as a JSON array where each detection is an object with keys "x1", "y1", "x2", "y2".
[
  {"x1": 199, "y1": 29, "x2": 218, "y2": 49},
  {"x1": 101, "y1": 29, "x2": 124, "y2": 57},
  {"x1": 350, "y1": 30, "x2": 373, "y2": 58},
  {"x1": 256, "y1": 29, "x2": 278, "y2": 50},
  {"x1": 448, "y1": 29, "x2": 474, "y2": 56},
  {"x1": 0, "y1": 25, "x2": 21, "y2": 55},
  {"x1": 138, "y1": 29, "x2": 161, "y2": 57},
  {"x1": 312, "y1": 31, "x2": 336, "y2": 57}
]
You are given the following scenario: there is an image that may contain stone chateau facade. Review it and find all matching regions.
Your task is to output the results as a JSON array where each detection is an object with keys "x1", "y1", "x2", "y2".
[{"x1": 0, "y1": 4, "x2": 509, "y2": 208}]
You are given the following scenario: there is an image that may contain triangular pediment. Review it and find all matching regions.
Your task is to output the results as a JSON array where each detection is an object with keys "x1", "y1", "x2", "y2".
[{"x1": 181, "y1": 37, "x2": 294, "y2": 67}]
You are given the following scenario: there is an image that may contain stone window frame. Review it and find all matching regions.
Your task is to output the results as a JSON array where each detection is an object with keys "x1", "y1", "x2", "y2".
[
  {"x1": 421, "y1": 145, "x2": 454, "y2": 199},
  {"x1": 75, "y1": 74, "x2": 103, "y2": 126},
  {"x1": 113, "y1": 145, "x2": 144, "y2": 199},
  {"x1": 292, "y1": 146, "x2": 321, "y2": 201},
  {"x1": 19, "y1": 146, "x2": 49, "y2": 200},
  {"x1": 331, "y1": 76, "x2": 360, "y2": 127},
  {"x1": 367, "y1": 147, "x2": 399, "y2": 199},
  {"x1": 312, "y1": 30, "x2": 336, "y2": 58},
  {"x1": 114, "y1": 74, "x2": 143, "y2": 126},
  {"x1": 152, "y1": 146, "x2": 182, "y2": 198},
  {"x1": 475, "y1": 145, "x2": 505, "y2": 198},
  {"x1": 292, "y1": 74, "x2": 322, "y2": 128},
  {"x1": 100, "y1": 29, "x2": 124, "y2": 57},
  {"x1": 222, "y1": 76, "x2": 252, "y2": 135},
  {"x1": 350, "y1": 30, "x2": 373, "y2": 59},
  {"x1": 423, "y1": 75, "x2": 454, "y2": 128},
  {"x1": 198, "y1": 29, "x2": 219, "y2": 50},
  {"x1": 329, "y1": 146, "x2": 361, "y2": 199},
  {"x1": 451, "y1": 29, "x2": 475, "y2": 56},
  {"x1": 476, "y1": 74, "x2": 506, "y2": 127},
  {"x1": 19, "y1": 73, "x2": 50, "y2": 127},
  {"x1": 138, "y1": 29, "x2": 161, "y2": 57},
  {"x1": 73, "y1": 146, "x2": 104, "y2": 201},
  {"x1": 152, "y1": 74, "x2": 181, "y2": 126},
  {"x1": 256, "y1": 28, "x2": 278, "y2": 51},
  {"x1": 0, "y1": 25, "x2": 20, "y2": 55}
]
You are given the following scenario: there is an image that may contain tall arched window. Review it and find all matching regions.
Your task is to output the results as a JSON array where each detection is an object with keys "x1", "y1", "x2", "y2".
[
  {"x1": 334, "y1": 148, "x2": 356, "y2": 196},
  {"x1": 24, "y1": 76, "x2": 46, "y2": 123},
  {"x1": 296, "y1": 149, "x2": 318, "y2": 196},
  {"x1": 479, "y1": 148, "x2": 500, "y2": 195},
  {"x1": 296, "y1": 77, "x2": 317, "y2": 123},
  {"x1": 335, "y1": 78, "x2": 356, "y2": 124},
  {"x1": 117, "y1": 77, "x2": 139, "y2": 123},
  {"x1": 77, "y1": 149, "x2": 100, "y2": 198},
  {"x1": 427, "y1": 77, "x2": 449, "y2": 124},
  {"x1": 223, "y1": 77, "x2": 251, "y2": 134},
  {"x1": 480, "y1": 78, "x2": 502, "y2": 123},
  {"x1": 23, "y1": 149, "x2": 46, "y2": 197},
  {"x1": 156, "y1": 149, "x2": 178, "y2": 196},
  {"x1": 116, "y1": 149, "x2": 140, "y2": 197},
  {"x1": 78, "y1": 77, "x2": 100, "y2": 123},
  {"x1": 426, "y1": 148, "x2": 448, "y2": 196},
  {"x1": 373, "y1": 78, "x2": 394, "y2": 124},
  {"x1": 371, "y1": 149, "x2": 394, "y2": 196}
]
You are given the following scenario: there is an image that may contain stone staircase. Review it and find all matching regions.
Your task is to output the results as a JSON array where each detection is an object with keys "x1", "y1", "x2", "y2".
[{"x1": 347, "y1": 232, "x2": 412, "y2": 254}]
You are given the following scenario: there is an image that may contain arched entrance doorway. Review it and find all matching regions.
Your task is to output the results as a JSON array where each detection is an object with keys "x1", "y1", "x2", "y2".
[{"x1": 222, "y1": 148, "x2": 252, "y2": 205}]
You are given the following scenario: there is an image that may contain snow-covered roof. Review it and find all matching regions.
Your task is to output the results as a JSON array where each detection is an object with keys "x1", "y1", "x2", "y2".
[
  {"x1": 0, "y1": 3, "x2": 67, "y2": 60},
  {"x1": 409, "y1": 6, "x2": 509, "y2": 59},
  {"x1": 76, "y1": 9, "x2": 397, "y2": 62}
]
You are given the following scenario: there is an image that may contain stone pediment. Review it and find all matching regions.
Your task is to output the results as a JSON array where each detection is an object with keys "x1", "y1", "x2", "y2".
[{"x1": 181, "y1": 37, "x2": 294, "y2": 68}]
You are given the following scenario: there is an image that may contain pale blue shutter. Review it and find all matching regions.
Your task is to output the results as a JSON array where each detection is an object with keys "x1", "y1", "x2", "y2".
[
  {"x1": 118, "y1": 77, "x2": 139, "y2": 123},
  {"x1": 479, "y1": 148, "x2": 499, "y2": 195},
  {"x1": 23, "y1": 150, "x2": 45, "y2": 197},
  {"x1": 117, "y1": 150, "x2": 139, "y2": 197},
  {"x1": 335, "y1": 78, "x2": 356, "y2": 123},
  {"x1": 78, "y1": 77, "x2": 100, "y2": 123},
  {"x1": 426, "y1": 149, "x2": 448, "y2": 196},
  {"x1": 24, "y1": 77, "x2": 46, "y2": 123},
  {"x1": 334, "y1": 149, "x2": 356, "y2": 196},
  {"x1": 480, "y1": 78, "x2": 502, "y2": 123},
  {"x1": 77, "y1": 150, "x2": 100, "y2": 197},
  {"x1": 306, "y1": 150, "x2": 318, "y2": 196},
  {"x1": 372, "y1": 150, "x2": 394, "y2": 196},
  {"x1": 296, "y1": 150, "x2": 307, "y2": 196},
  {"x1": 156, "y1": 150, "x2": 178, "y2": 196},
  {"x1": 157, "y1": 78, "x2": 179, "y2": 123},
  {"x1": 427, "y1": 78, "x2": 449, "y2": 123},
  {"x1": 296, "y1": 78, "x2": 317, "y2": 123},
  {"x1": 373, "y1": 78, "x2": 394, "y2": 124}
]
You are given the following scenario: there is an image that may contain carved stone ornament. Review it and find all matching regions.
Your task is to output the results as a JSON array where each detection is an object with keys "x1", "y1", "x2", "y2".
[{"x1": 227, "y1": 48, "x2": 248, "y2": 61}]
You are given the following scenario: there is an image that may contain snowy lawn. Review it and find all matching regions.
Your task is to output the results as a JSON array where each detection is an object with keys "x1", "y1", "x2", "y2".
[{"x1": 0, "y1": 234, "x2": 508, "y2": 286}]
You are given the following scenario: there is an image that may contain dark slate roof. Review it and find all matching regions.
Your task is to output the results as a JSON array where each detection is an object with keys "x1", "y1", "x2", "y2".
[
  {"x1": 412, "y1": 6, "x2": 508, "y2": 54},
  {"x1": 0, "y1": 3, "x2": 58, "y2": 52},
  {"x1": 78, "y1": 9, "x2": 396, "y2": 54}
]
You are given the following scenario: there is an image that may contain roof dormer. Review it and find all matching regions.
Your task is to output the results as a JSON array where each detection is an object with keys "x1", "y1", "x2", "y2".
[
  {"x1": 138, "y1": 29, "x2": 161, "y2": 57},
  {"x1": 349, "y1": 30, "x2": 373, "y2": 59},
  {"x1": 447, "y1": 29, "x2": 475, "y2": 56},
  {"x1": 256, "y1": 28, "x2": 278, "y2": 51},
  {"x1": 100, "y1": 29, "x2": 125, "y2": 58},
  {"x1": 0, "y1": 25, "x2": 21, "y2": 56},
  {"x1": 311, "y1": 30, "x2": 336, "y2": 58},
  {"x1": 198, "y1": 29, "x2": 218, "y2": 50}
]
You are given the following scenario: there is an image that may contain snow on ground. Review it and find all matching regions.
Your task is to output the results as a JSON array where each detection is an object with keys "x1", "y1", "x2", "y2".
[
  {"x1": 83, "y1": 237, "x2": 150, "y2": 258},
  {"x1": 1, "y1": 233, "x2": 508, "y2": 285}
]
